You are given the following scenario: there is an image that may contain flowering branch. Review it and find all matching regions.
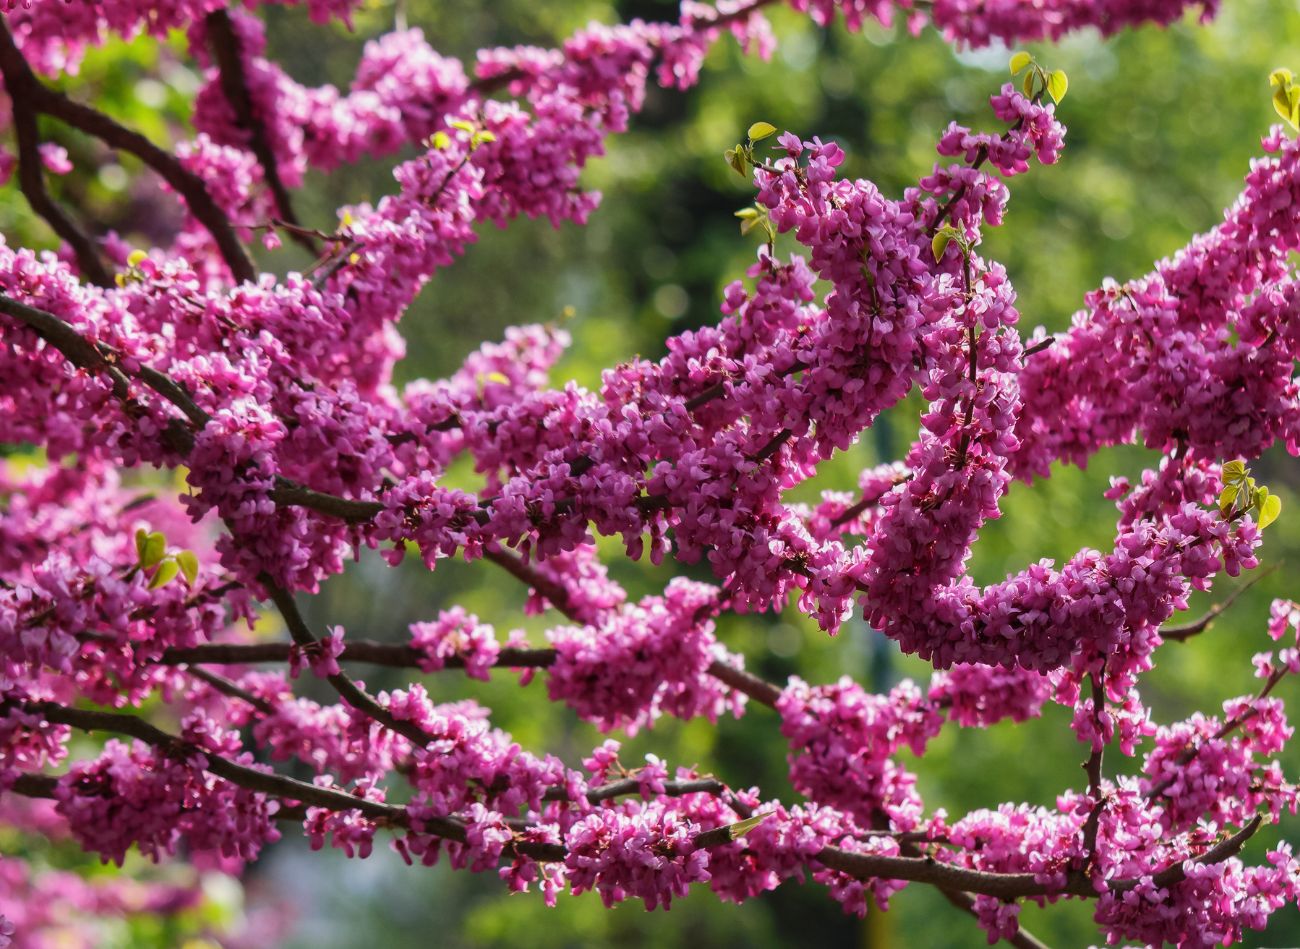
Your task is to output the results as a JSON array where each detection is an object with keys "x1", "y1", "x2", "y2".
[
  {"x1": 204, "y1": 9, "x2": 318, "y2": 255},
  {"x1": 0, "y1": 18, "x2": 256, "y2": 283},
  {"x1": 0, "y1": 54, "x2": 112, "y2": 287}
]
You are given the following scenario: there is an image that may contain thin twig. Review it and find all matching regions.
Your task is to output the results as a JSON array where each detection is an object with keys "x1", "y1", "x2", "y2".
[
  {"x1": 262, "y1": 579, "x2": 434, "y2": 748},
  {"x1": 205, "y1": 10, "x2": 319, "y2": 256},
  {"x1": 1162, "y1": 565, "x2": 1278, "y2": 642}
]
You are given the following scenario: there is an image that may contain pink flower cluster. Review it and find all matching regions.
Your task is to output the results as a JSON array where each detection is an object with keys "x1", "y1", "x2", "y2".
[
  {"x1": 546, "y1": 579, "x2": 744, "y2": 732},
  {"x1": 1, "y1": 0, "x2": 1298, "y2": 944},
  {"x1": 409, "y1": 608, "x2": 501, "y2": 680},
  {"x1": 54, "y1": 728, "x2": 280, "y2": 867},
  {"x1": 778, "y1": 676, "x2": 941, "y2": 829}
]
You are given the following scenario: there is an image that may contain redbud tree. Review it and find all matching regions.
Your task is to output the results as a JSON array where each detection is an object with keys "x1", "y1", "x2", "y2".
[{"x1": 1, "y1": 0, "x2": 1299, "y2": 945}]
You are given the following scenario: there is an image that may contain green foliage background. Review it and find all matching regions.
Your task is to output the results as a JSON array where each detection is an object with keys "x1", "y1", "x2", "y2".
[{"x1": 9, "y1": 0, "x2": 1300, "y2": 945}]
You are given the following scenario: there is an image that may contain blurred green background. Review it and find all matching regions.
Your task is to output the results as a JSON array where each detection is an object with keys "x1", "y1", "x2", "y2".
[{"x1": 9, "y1": 0, "x2": 1300, "y2": 945}]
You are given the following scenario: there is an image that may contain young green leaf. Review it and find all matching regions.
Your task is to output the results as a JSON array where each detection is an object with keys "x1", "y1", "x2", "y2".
[
  {"x1": 725, "y1": 147, "x2": 748, "y2": 176},
  {"x1": 1009, "y1": 51, "x2": 1033, "y2": 75},
  {"x1": 1222, "y1": 460, "x2": 1247, "y2": 483},
  {"x1": 176, "y1": 550, "x2": 200, "y2": 586},
  {"x1": 1219, "y1": 484, "x2": 1239, "y2": 516},
  {"x1": 140, "y1": 531, "x2": 166, "y2": 569},
  {"x1": 148, "y1": 558, "x2": 180, "y2": 590},
  {"x1": 1047, "y1": 69, "x2": 1069, "y2": 104},
  {"x1": 932, "y1": 231, "x2": 951, "y2": 262},
  {"x1": 1259, "y1": 492, "x2": 1282, "y2": 530},
  {"x1": 725, "y1": 812, "x2": 773, "y2": 840},
  {"x1": 135, "y1": 528, "x2": 148, "y2": 562},
  {"x1": 931, "y1": 226, "x2": 960, "y2": 262},
  {"x1": 747, "y1": 121, "x2": 778, "y2": 142}
]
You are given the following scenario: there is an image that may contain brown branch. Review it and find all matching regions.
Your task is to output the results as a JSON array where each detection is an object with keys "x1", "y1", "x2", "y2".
[
  {"x1": 828, "y1": 472, "x2": 912, "y2": 529},
  {"x1": 1162, "y1": 566, "x2": 1277, "y2": 643},
  {"x1": 551, "y1": 776, "x2": 727, "y2": 805},
  {"x1": 752, "y1": 427, "x2": 792, "y2": 463},
  {"x1": 268, "y1": 478, "x2": 383, "y2": 521},
  {"x1": 158, "y1": 639, "x2": 556, "y2": 669},
  {"x1": 479, "y1": 547, "x2": 782, "y2": 710},
  {"x1": 0, "y1": 18, "x2": 256, "y2": 284},
  {"x1": 816, "y1": 812, "x2": 1263, "y2": 899},
  {"x1": 6, "y1": 699, "x2": 511, "y2": 854},
  {"x1": 205, "y1": 10, "x2": 318, "y2": 256},
  {"x1": 0, "y1": 294, "x2": 127, "y2": 385},
  {"x1": 704, "y1": 657, "x2": 781, "y2": 708},
  {"x1": 1080, "y1": 671, "x2": 1105, "y2": 865},
  {"x1": 159, "y1": 637, "x2": 788, "y2": 710},
  {"x1": 936, "y1": 886, "x2": 1054, "y2": 949},
  {"x1": 261, "y1": 579, "x2": 435, "y2": 748},
  {"x1": 0, "y1": 52, "x2": 112, "y2": 286},
  {"x1": 1145, "y1": 815, "x2": 1263, "y2": 890},
  {"x1": 185, "y1": 665, "x2": 276, "y2": 715},
  {"x1": 6, "y1": 697, "x2": 1267, "y2": 901},
  {"x1": 0, "y1": 293, "x2": 391, "y2": 517},
  {"x1": 926, "y1": 117, "x2": 1026, "y2": 237},
  {"x1": 1021, "y1": 335, "x2": 1056, "y2": 360},
  {"x1": 1147, "y1": 662, "x2": 1291, "y2": 801}
]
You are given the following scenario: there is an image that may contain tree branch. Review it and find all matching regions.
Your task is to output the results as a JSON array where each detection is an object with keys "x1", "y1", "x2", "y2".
[
  {"x1": 0, "y1": 54, "x2": 113, "y2": 286},
  {"x1": 1161, "y1": 566, "x2": 1277, "y2": 643},
  {"x1": 158, "y1": 639, "x2": 555, "y2": 669},
  {"x1": 6, "y1": 696, "x2": 1268, "y2": 901},
  {"x1": 1080, "y1": 671, "x2": 1106, "y2": 866},
  {"x1": 204, "y1": 9, "x2": 318, "y2": 256},
  {"x1": 0, "y1": 17, "x2": 256, "y2": 284},
  {"x1": 261, "y1": 578, "x2": 436, "y2": 748},
  {"x1": 936, "y1": 885, "x2": 1054, "y2": 949}
]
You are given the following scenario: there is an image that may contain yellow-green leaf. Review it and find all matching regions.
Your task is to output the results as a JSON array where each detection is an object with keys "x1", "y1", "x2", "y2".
[
  {"x1": 1274, "y1": 88, "x2": 1298, "y2": 128},
  {"x1": 734, "y1": 208, "x2": 760, "y2": 220},
  {"x1": 1047, "y1": 69, "x2": 1069, "y2": 104},
  {"x1": 932, "y1": 231, "x2": 952, "y2": 262},
  {"x1": 448, "y1": 119, "x2": 475, "y2": 133},
  {"x1": 1271, "y1": 67, "x2": 1294, "y2": 89},
  {"x1": 1222, "y1": 460, "x2": 1246, "y2": 483},
  {"x1": 725, "y1": 147, "x2": 748, "y2": 177},
  {"x1": 176, "y1": 550, "x2": 199, "y2": 586},
  {"x1": 135, "y1": 528, "x2": 149, "y2": 561},
  {"x1": 747, "y1": 121, "x2": 777, "y2": 142},
  {"x1": 1023, "y1": 71, "x2": 1038, "y2": 98},
  {"x1": 725, "y1": 812, "x2": 773, "y2": 840},
  {"x1": 1219, "y1": 484, "x2": 1239, "y2": 516},
  {"x1": 140, "y1": 531, "x2": 166, "y2": 569},
  {"x1": 148, "y1": 558, "x2": 180, "y2": 590},
  {"x1": 126, "y1": 249, "x2": 148, "y2": 268},
  {"x1": 1259, "y1": 492, "x2": 1282, "y2": 530},
  {"x1": 1009, "y1": 51, "x2": 1033, "y2": 75},
  {"x1": 430, "y1": 130, "x2": 451, "y2": 150}
]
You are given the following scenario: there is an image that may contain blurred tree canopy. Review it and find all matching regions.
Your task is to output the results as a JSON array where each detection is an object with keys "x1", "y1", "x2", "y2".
[{"x1": 9, "y1": 0, "x2": 1300, "y2": 945}]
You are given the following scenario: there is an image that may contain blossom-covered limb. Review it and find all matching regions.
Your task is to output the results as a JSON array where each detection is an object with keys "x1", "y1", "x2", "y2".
[
  {"x1": 0, "y1": 18, "x2": 256, "y2": 283},
  {"x1": 203, "y1": 8, "x2": 317, "y2": 254},
  {"x1": 0, "y1": 41, "x2": 112, "y2": 286}
]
